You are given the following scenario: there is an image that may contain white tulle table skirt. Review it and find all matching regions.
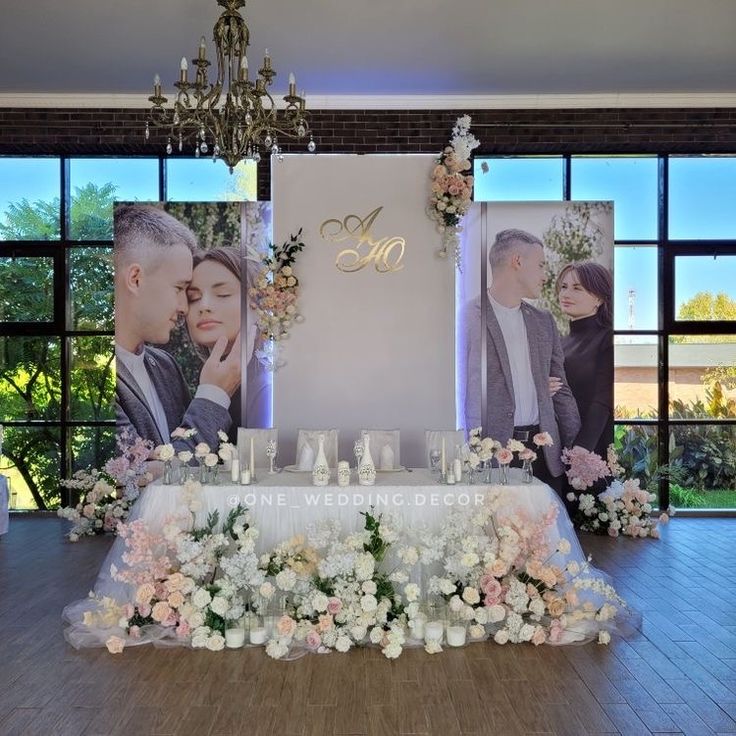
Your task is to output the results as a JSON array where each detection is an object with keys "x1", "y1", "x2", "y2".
[{"x1": 64, "y1": 468, "x2": 631, "y2": 648}]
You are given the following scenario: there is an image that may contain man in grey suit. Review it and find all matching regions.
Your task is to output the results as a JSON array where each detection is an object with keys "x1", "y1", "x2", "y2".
[
  {"x1": 464, "y1": 229, "x2": 580, "y2": 493},
  {"x1": 114, "y1": 205, "x2": 241, "y2": 456}
]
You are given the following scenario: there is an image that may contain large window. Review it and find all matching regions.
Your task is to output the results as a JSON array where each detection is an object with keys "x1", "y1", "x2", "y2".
[
  {"x1": 474, "y1": 154, "x2": 736, "y2": 510},
  {"x1": 0, "y1": 156, "x2": 256, "y2": 509}
]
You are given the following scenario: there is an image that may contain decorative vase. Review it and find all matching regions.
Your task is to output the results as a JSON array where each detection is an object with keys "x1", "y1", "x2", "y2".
[
  {"x1": 337, "y1": 460, "x2": 351, "y2": 487},
  {"x1": 312, "y1": 434, "x2": 330, "y2": 486},
  {"x1": 208, "y1": 464, "x2": 220, "y2": 485},
  {"x1": 521, "y1": 459, "x2": 533, "y2": 484},
  {"x1": 178, "y1": 464, "x2": 190, "y2": 484},
  {"x1": 499, "y1": 464, "x2": 509, "y2": 485},
  {"x1": 358, "y1": 434, "x2": 376, "y2": 487},
  {"x1": 163, "y1": 460, "x2": 173, "y2": 485},
  {"x1": 198, "y1": 460, "x2": 207, "y2": 483}
]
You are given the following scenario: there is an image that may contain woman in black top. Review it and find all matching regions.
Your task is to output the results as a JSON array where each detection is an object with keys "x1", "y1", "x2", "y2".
[{"x1": 551, "y1": 262, "x2": 614, "y2": 459}]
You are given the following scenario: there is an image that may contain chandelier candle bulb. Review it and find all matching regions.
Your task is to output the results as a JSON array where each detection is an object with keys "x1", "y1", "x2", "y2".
[
  {"x1": 240, "y1": 56, "x2": 248, "y2": 80},
  {"x1": 179, "y1": 56, "x2": 188, "y2": 82},
  {"x1": 264, "y1": 48, "x2": 271, "y2": 69},
  {"x1": 153, "y1": 74, "x2": 161, "y2": 96},
  {"x1": 288, "y1": 72, "x2": 296, "y2": 95},
  {"x1": 199, "y1": 36, "x2": 207, "y2": 60}
]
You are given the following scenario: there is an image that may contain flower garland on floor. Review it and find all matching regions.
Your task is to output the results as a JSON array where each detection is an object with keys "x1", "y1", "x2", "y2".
[
  {"x1": 248, "y1": 229, "x2": 306, "y2": 371},
  {"x1": 57, "y1": 430, "x2": 152, "y2": 541},
  {"x1": 563, "y1": 445, "x2": 674, "y2": 538},
  {"x1": 428, "y1": 114, "x2": 480, "y2": 268},
  {"x1": 78, "y1": 487, "x2": 630, "y2": 657}
]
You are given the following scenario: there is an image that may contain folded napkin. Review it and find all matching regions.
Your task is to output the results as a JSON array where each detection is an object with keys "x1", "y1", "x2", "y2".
[
  {"x1": 379, "y1": 444, "x2": 395, "y2": 471},
  {"x1": 297, "y1": 443, "x2": 315, "y2": 471}
]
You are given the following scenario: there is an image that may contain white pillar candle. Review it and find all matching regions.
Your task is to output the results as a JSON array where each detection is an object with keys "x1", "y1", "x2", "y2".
[
  {"x1": 225, "y1": 628, "x2": 245, "y2": 648},
  {"x1": 453, "y1": 458, "x2": 463, "y2": 482},
  {"x1": 249, "y1": 437, "x2": 255, "y2": 476},
  {"x1": 409, "y1": 616, "x2": 426, "y2": 640},
  {"x1": 425, "y1": 620, "x2": 444, "y2": 643},
  {"x1": 447, "y1": 625, "x2": 466, "y2": 647},
  {"x1": 446, "y1": 471, "x2": 455, "y2": 485},
  {"x1": 249, "y1": 627, "x2": 267, "y2": 645},
  {"x1": 240, "y1": 469, "x2": 251, "y2": 485},
  {"x1": 230, "y1": 458, "x2": 240, "y2": 483}
]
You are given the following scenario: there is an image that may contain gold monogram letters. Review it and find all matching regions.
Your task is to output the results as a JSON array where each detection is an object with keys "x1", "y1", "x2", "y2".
[{"x1": 320, "y1": 206, "x2": 405, "y2": 273}]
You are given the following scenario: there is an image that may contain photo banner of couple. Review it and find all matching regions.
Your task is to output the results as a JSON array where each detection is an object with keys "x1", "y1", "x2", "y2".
[
  {"x1": 459, "y1": 201, "x2": 615, "y2": 505},
  {"x1": 113, "y1": 201, "x2": 278, "y2": 458}
]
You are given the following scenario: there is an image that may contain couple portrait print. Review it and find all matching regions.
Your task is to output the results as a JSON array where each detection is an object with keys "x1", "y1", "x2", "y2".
[
  {"x1": 462, "y1": 201, "x2": 614, "y2": 500},
  {"x1": 114, "y1": 202, "x2": 271, "y2": 460}
]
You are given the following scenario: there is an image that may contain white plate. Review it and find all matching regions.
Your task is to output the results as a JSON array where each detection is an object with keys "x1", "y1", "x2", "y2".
[{"x1": 377, "y1": 466, "x2": 406, "y2": 473}]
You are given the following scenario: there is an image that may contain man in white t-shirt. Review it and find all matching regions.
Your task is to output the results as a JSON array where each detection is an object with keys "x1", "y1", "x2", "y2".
[
  {"x1": 114, "y1": 204, "x2": 241, "y2": 455},
  {"x1": 463, "y1": 229, "x2": 580, "y2": 492}
]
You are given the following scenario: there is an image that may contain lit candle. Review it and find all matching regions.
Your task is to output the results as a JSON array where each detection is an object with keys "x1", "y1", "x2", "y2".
[
  {"x1": 249, "y1": 626, "x2": 267, "y2": 645},
  {"x1": 288, "y1": 72, "x2": 296, "y2": 95},
  {"x1": 199, "y1": 36, "x2": 207, "y2": 60},
  {"x1": 424, "y1": 620, "x2": 443, "y2": 644},
  {"x1": 447, "y1": 625, "x2": 466, "y2": 647},
  {"x1": 225, "y1": 627, "x2": 245, "y2": 648},
  {"x1": 230, "y1": 458, "x2": 240, "y2": 484},
  {"x1": 240, "y1": 56, "x2": 248, "y2": 81},
  {"x1": 409, "y1": 614, "x2": 426, "y2": 640},
  {"x1": 264, "y1": 48, "x2": 271, "y2": 69},
  {"x1": 240, "y1": 469, "x2": 251, "y2": 485},
  {"x1": 180, "y1": 56, "x2": 188, "y2": 83},
  {"x1": 249, "y1": 437, "x2": 255, "y2": 477},
  {"x1": 153, "y1": 74, "x2": 161, "y2": 96}
]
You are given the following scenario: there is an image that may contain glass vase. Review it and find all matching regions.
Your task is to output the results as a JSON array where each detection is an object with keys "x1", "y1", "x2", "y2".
[
  {"x1": 162, "y1": 460, "x2": 173, "y2": 485},
  {"x1": 178, "y1": 463, "x2": 190, "y2": 484},
  {"x1": 198, "y1": 459, "x2": 207, "y2": 483},
  {"x1": 521, "y1": 459, "x2": 533, "y2": 484},
  {"x1": 499, "y1": 464, "x2": 509, "y2": 485}
]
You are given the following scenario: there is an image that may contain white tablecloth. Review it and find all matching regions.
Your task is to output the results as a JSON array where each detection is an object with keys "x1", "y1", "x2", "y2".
[{"x1": 0, "y1": 475, "x2": 8, "y2": 536}]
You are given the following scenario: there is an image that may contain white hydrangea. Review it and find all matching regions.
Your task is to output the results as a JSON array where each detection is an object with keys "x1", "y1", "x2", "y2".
[
  {"x1": 361, "y1": 594, "x2": 378, "y2": 613},
  {"x1": 404, "y1": 583, "x2": 420, "y2": 602},
  {"x1": 209, "y1": 596, "x2": 229, "y2": 617},
  {"x1": 275, "y1": 568, "x2": 297, "y2": 591},
  {"x1": 335, "y1": 635, "x2": 352, "y2": 653},
  {"x1": 192, "y1": 588, "x2": 212, "y2": 609}
]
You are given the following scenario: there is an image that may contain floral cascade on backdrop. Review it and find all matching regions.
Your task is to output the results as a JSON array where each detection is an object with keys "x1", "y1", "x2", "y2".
[
  {"x1": 248, "y1": 229, "x2": 306, "y2": 371},
  {"x1": 427, "y1": 115, "x2": 480, "y2": 268},
  {"x1": 563, "y1": 445, "x2": 674, "y2": 538},
  {"x1": 64, "y1": 484, "x2": 634, "y2": 658}
]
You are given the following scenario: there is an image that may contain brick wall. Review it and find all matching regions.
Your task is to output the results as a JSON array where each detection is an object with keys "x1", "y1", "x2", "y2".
[{"x1": 1, "y1": 107, "x2": 735, "y2": 200}]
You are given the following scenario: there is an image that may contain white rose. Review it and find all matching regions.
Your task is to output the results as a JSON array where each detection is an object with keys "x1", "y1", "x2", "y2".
[
  {"x1": 361, "y1": 594, "x2": 378, "y2": 613},
  {"x1": 204, "y1": 453, "x2": 219, "y2": 468},
  {"x1": 275, "y1": 569, "x2": 296, "y2": 591},
  {"x1": 192, "y1": 589, "x2": 211, "y2": 609},
  {"x1": 462, "y1": 587, "x2": 480, "y2": 605},
  {"x1": 404, "y1": 583, "x2": 420, "y2": 602},
  {"x1": 557, "y1": 539, "x2": 571, "y2": 555},
  {"x1": 494, "y1": 629, "x2": 509, "y2": 645},
  {"x1": 487, "y1": 605, "x2": 506, "y2": 623},
  {"x1": 519, "y1": 624, "x2": 535, "y2": 642},
  {"x1": 474, "y1": 607, "x2": 488, "y2": 625},
  {"x1": 335, "y1": 636, "x2": 351, "y2": 653},
  {"x1": 206, "y1": 634, "x2": 225, "y2": 651},
  {"x1": 259, "y1": 582, "x2": 275, "y2": 599},
  {"x1": 361, "y1": 580, "x2": 377, "y2": 595},
  {"x1": 210, "y1": 596, "x2": 229, "y2": 617},
  {"x1": 439, "y1": 579, "x2": 456, "y2": 596},
  {"x1": 369, "y1": 627, "x2": 384, "y2": 644},
  {"x1": 469, "y1": 624, "x2": 485, "y2": 640},
  {"x1": 598, "y1": 630, "x2": 611, "y2": 645},
  {"x1": 194, "y1": 443, "x2": 210, "y2": 458},
  {"x1": 449, "y1": 595, "x2": 464, "y2": 613}
]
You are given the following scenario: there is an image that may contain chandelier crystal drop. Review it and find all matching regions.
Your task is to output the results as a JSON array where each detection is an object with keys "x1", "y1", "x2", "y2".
[{"x1": 146, "y1": 0, "x2": 315, "y2": 172}]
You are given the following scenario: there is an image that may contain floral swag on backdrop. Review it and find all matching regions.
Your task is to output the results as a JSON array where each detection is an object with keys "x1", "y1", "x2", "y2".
[
  {"x1": 247, "y1": 228, "x2": 307, "y2": 371},
  {"x1": 427, "y1": 114, "x2": 480, "y2": 268}
]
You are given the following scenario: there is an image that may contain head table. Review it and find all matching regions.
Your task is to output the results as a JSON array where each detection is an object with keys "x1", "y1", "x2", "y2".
[{"x1": 63, "y1": 467, "x2": 629, "y2": 650}]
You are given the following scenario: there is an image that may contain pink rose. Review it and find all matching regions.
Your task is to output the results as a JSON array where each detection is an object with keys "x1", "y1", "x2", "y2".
[
  {"x1": 105, "y1": 636, "x2": 125, "y2": 654},
  {"x1": 129, "y1": 625, "x2": 141, "y2": 639},
  {"x1": 608, "y1": 527, "x2": 619, "y2": 538},
  {"x1": 176, "y1": 621, "x2": 190, "y2": 639},
  {"x1": 276, "y1": 615, "x2": 297, "y2": 638},
  {"x1": 533, "y1": 432, "x2": 553, "y2": 447},
  {"x1": 167, "y1": 591, "x2": 185, "y2": 609},
  {"x1": 548, "y1": 619, "x2": 564, "y2": 644},
  {"x1": 327, "y1": 597, "x2": 342, "y2": 616},
  {"x1": 305, "y1": 630, "x2": 322, "y2": 649},
  {"x1": 151, "y1": 601, "x2": 172, "y2": 623},
  {"x1": 138, "y1": 604, "x2": 151, "y2": 618},
  {"x1": 489, "y1": 559, "x2": 508, "y2": 577},
  {"x1": 317, "y1": 614, "x2": 334, "y2": 633},
  {"x1": 479, "y1": 574, "x2": 502, "y2": 605},
  {"x1": 495, "y1": 448, "x2": 513, "y2": 465},
  {"x1": 531, "y1": 627, "x2": 547, "y2": 646}
]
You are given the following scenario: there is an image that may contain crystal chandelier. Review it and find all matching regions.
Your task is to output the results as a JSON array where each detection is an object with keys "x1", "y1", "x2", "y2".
[{"x1": 145, "y1": 0, "x2": 315, "y2": 172}]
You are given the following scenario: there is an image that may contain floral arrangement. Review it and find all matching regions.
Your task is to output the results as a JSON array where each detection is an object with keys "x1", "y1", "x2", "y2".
[
  {"x1": 563, "y1": 445, "x2": 674, "y2": 538},
  {"x1": 57, "y1": 430, "x2": 152, "y2": 541},
  {"x1": 421, "y1": 499, "x2": 626, "y2": 649},
  {"x1": 428, "y1": 115, "x2": 480, "y2": 267},
  {"x1": 461, "y1": 427, "x2": 554, "y2": 480},
  {"x1": 75, "y1": 493, "x2": 629, "y2": 656},
  {"x1": 248, "y1": 230, "x2": 306, "y2": 370}
]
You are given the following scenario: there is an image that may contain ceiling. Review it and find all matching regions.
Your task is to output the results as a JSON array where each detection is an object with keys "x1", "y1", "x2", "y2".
[{"x1": 2, "y1": 0, "x2": 736, "y2": 98}]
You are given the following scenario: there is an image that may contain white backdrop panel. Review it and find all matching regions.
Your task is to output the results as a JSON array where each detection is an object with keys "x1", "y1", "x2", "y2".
[{"x1": 272, "y1": 154, "x2": 455, "y2": 468}]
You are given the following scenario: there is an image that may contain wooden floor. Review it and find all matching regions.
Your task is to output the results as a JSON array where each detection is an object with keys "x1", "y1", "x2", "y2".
[{"x1": 1, "y1": 518, "x2": 735, "y2": 736}]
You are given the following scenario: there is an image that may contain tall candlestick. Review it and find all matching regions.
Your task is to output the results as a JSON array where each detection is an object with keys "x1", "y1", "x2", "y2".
[
  {"x1": 441, "y1": 438, "x2": 446, "y2": 476},
  {"x1": 249, "y1": 437, "x2": 255, "y2": 477},
  {"x1": 231, "y1": 458, "x2": 240, "y2": 484}
]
